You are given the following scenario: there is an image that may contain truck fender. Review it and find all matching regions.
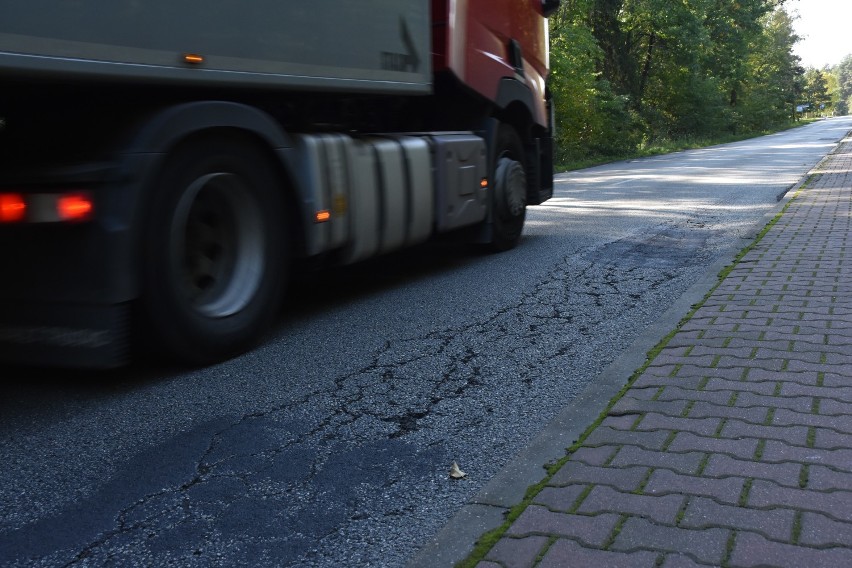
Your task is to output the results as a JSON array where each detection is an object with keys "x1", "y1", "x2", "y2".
[
  {"x1": 495, "y1": 77, "x2": 548, "y2": 130},
  {"x1": 119, "y1": 100, "x2": 298, "y2": 231},
  {"x1": 495, "y1": 77, "x2": 535, "y2": 118},
  {"x1": 123, "y1": 101, "x2": 293, "y2": 155}
]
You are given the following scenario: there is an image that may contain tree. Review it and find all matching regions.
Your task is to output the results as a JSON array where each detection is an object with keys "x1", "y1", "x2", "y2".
[
  {"x1": 546, "y1": 0, "x2": 805, "y2": 163},
  {"x1": 825, "y1": 70, "x2": 841, "y2": 114},
  {"x1": 549, "y1": 0, "x2": 638, "y2": 161},
  {"x1": 736, "y1": 5, "x2": 803, "y2": 128},
  {"x1": 803, "y1": 68, "x2": 831, "y2": 114},
  {"x1": 833, "y1": 54, "x2": 852, "y2": 115},
  {"x1": 585, "y1": 0, "x2": 788, "y2": 138},
  {"x1": 704, "y1": 0, "x2": 773, "y2": 107}
]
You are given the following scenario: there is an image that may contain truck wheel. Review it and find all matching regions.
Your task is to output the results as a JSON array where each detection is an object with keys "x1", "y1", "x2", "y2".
[
  {"x1": 490, "y1": 124, "x2": 527, "y2": 251},
  {"x1": 142, "y1": 135, "x2": 286, "y2": 364}
]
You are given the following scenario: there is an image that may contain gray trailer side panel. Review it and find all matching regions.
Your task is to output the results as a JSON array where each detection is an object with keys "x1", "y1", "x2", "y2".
[{"x1": 0, "y1": 0, "x2": 430, "y2": 94}]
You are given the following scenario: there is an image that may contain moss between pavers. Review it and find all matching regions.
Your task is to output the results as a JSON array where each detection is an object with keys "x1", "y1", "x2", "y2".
[
  {"x1": 569, "y1": 485, "x2": 595, "y2": 514},
  {"x1": 738, "y1": 478, "x2": 753, "y2": 507},
  {"x1": 674, "y1": 498, "x2": 689, "y2": 527},
  {"x1": 533, "y1": 536, "x2": 559, "y2": 565},
  {"x1": 601, "y1": 514, "x2": 629, "y2": 550},
  {"x1": 722, "y1": 531, "x2": 737, "y2": 567},
  {"x1": 455, "y1": 176, "x2": 816, "y2": 568},
  {"x1": 792, "y1": 510, "x2": 803, "y2": 544},
  {"x1": 799, "y1": 464, "x2": 810, "y2": 489}
]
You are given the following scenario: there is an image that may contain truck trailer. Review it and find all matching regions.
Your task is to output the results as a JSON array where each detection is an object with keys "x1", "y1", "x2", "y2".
[{"x1": 0, "y1": 0, "x2": 560, "y2": 368}]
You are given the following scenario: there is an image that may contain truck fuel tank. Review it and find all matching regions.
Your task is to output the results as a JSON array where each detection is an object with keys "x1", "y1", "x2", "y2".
[{"x1": 287, "y1": 132, "x2": 487, "y2": 263}]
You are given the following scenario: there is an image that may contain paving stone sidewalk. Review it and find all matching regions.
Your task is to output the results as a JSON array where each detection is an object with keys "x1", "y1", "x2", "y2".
[{"x1": 473, "y1": 135, "x2": 852, "y2": 567}]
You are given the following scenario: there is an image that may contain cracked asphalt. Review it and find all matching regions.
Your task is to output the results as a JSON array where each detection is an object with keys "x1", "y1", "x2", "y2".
[{"x1": 2, "y1": 118, "x2": 850, "y2": 567}]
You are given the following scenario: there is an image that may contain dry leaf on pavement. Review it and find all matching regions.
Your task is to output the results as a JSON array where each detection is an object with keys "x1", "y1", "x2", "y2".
[{"x1": 449, "y1": 461, "x2": 467, "y2": 479}]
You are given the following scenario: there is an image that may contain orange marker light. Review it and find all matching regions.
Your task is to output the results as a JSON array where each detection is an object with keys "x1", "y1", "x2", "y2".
[
  {"x1": 0, "y1": 193, "x2": 26, "y2": 223},
  {"x1": 315, "y1": 210, "x2": 331, "y2": 223},
  {"x1": 183, "y1": 53, "x2": 205, "y2": 64},
  {"x1": 57, "y1": 193, "x2": 94, "y2": 222},
  {"x1": 480, "y1": 178, "x2": 488, "y2": 188}
]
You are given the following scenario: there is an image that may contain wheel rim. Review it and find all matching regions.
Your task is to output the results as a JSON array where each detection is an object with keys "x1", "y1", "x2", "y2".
[
  {"x1": 495, "y1": 156, "x2": 527, "y2": 218},
  {"x1": 170, "y1": 172, "x2": 265, "y2": 318}
]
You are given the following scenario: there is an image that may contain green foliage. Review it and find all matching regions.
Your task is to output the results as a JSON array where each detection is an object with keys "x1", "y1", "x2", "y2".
[
  {"x1": 549, "y1": 0, "x2": 806, "y2": 164},
  {"x1": 548, "y1": 0, "x2": 641, "y2": 162},
  {"x1": 831, "y1": 54, "x2": 852, "y2": 115},
  {"x1": 735, "y1": 7, "x2": 803, "y2": 128},
  {"x1": 803, "y1": 68, "x2": 831, "y2": 113}
]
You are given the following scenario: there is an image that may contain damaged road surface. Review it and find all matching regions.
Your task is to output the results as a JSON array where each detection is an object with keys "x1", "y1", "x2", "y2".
[{"x1": 2, "y1": 118, "x2": 851, "y2": 567}]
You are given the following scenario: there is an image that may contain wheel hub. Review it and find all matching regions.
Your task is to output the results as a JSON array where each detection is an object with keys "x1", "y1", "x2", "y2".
[
  {"x1": 171, "y1": 173, "x2": 265, "y2": 318},
  {"x1": 495, "y1": 156, "x2": 527, "y2": 218}
]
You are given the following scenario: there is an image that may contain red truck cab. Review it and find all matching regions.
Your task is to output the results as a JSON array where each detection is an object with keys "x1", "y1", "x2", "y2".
[{"x1": 433, "y1": 0, "x2": 555, "y2": 129}]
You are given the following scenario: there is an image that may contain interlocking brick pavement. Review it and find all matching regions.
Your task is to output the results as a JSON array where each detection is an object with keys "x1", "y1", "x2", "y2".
[{"x1": 475, "y1": 135, "x2": 852, "y2": 567}]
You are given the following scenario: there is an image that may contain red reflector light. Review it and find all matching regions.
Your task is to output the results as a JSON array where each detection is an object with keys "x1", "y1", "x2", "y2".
[
  {"x1": 0, "y1": 193, "x2": 26, "y2": 223},
  {"x1": 57, "y1": 193, "x2": 94, "y2": 222}
]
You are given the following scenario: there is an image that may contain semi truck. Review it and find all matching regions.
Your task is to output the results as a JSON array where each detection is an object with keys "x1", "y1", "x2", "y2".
[{"x1": 0, "y1": 0, "x2": 560, "y2": 368}]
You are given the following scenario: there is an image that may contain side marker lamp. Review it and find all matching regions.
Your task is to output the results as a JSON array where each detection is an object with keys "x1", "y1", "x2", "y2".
[
  {"x1": 183, "y1": 53, "x2": 205, "y2": 65},
  {"x1": 315, "y1": 210, "x2": 331, "y2": 223}
]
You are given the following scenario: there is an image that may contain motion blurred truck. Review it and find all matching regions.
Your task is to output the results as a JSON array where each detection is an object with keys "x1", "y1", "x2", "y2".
[{"x1": 0, "y1": 0, "x2": 559, "y2": 367}]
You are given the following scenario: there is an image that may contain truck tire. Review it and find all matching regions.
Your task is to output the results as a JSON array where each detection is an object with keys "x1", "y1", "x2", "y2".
[
  {"x1": 490, "y1": 123, "x2": 527, "y2": 251},
  {"x1": 141, "y1": 135, "x2": 286, "y2": 364}
]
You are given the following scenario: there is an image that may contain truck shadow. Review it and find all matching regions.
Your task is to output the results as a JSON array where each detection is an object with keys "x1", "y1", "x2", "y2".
[
  {"x1": 282, "y1": 240, "x2": 488, "y2": 316},
  {"x1": 0, "y1": 238, "x2": 506, "y2": 402}
]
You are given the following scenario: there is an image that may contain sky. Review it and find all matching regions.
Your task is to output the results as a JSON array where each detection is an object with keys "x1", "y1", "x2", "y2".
[{"x1": 787, "y1": 0, "x2": 852, "y2": 69}]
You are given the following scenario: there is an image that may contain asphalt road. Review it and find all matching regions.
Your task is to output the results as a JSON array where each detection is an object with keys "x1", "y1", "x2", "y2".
[{"x1": 2, "y1": 117, "x2": 851, "y2": 567}]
